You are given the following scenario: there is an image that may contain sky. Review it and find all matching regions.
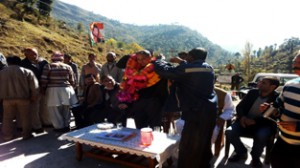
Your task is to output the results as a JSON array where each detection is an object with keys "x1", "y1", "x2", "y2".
[{"x1": 59, "y1": 0, "x2": 299, "y2": 52}]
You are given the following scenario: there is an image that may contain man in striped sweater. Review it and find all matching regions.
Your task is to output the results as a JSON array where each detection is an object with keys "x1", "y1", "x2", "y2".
[
  {"x1": 40, "y1": 51, "x2": 78, "y2": 132},
  {"x1": 270, "y1": 50, "x2": 300, "y2": 168}
]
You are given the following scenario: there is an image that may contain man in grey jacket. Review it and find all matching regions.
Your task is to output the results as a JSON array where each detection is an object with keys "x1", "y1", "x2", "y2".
[
  {"x1": 100, "y1": 52, "x2": 123, "y2": 83},
  {"x1": 0, "y1": 56, "x2": 39, "y2": 141}
]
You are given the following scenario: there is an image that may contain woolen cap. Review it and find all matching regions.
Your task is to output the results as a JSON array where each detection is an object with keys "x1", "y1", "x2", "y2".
[{"x1": 51, "y1": 51, "x2": 64, "y2": 61}]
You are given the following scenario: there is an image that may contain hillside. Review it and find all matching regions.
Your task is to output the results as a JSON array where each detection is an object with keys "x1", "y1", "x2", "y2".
[
  {"x1": 51, "y1": 0, "x2": 233, "y2": 65},
  {"x1": 0, "y1": 3, "x2": 109, "y2": 66},
  {"x1": 0, "y1": 1, "x2": 234, "y2": 67}
]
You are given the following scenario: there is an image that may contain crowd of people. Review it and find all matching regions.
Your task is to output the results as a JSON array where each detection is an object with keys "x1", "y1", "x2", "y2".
[{"x1": 1, "y1": 47, "x2": 300, "y2": 168}]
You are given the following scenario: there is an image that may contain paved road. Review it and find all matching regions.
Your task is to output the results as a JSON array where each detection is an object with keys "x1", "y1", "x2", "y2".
[
  {"x1": 0, "y1": 96, "x2": 272, "y2": 168},
  {"x1": 0, "y1": 123, "x2": 271, "y2": 168},
  {"x1": 0, "y1": 126, "x2": 125, "y2": 168}
]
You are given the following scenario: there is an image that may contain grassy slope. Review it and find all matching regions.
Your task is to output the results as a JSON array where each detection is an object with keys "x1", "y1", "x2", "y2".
[{"x1": 0, "y1": 4, "x2": 107, "y2": 67}]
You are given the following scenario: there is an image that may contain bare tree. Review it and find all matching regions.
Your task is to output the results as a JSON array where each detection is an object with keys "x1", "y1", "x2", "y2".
[{"x1": 242, "y1": 41, "x2": 253, "y2": 81}]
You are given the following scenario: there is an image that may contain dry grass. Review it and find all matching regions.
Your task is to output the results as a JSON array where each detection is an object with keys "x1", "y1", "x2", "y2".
[{"x1": 0, "y1": 3, "x2": 108, "y2": 67}]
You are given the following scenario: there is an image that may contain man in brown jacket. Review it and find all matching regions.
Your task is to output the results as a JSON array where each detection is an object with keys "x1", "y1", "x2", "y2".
[
  {"x1": 71, "y1": 74, "x2": 103, "y2": 129},
  {"x1": 0, "y1": 56, "x2": 39, "y2": 141}
]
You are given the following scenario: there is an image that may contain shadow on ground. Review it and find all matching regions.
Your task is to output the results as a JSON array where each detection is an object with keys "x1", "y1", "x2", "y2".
[{"x1": 1, "y1": 126, "x2": 272, "y2": 168}]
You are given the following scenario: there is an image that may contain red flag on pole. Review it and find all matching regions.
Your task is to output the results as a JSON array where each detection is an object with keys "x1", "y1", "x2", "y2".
[{"x1": 89, "y1": 22, "x2": 105, "y2": 47}]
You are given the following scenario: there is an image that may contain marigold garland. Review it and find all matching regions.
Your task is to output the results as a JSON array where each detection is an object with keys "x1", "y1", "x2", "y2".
[
  {"x1": 117, "y1": 54, "x2": 160, "y2": 103},
  {"x1": 225, "y1": 63, "x2": 235, "y2": 71}
]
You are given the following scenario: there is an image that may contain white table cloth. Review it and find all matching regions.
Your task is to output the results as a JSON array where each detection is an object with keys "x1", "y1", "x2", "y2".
[{"x1": 61, "y1": 125, "x2": 180, "y2": 168}]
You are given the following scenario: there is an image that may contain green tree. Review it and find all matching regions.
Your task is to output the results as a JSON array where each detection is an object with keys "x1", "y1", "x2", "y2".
[
  {"x1": 282, "y1": 37, "x2": 300, "y2": 72},
  {"x1": 126, "y1": 42, "x2": 144, "y2": 54},
  {"x1": 12, "y1": 0, "x2": 38, "y2": 21},
  {"x1": 256, "y1": 48, "x2": 262, "y2": 58},
  {"x1": 117, "y1": 41, "x2": 125, "y2": 49},
  {"x1": 77, "y1": 22, "x2": 84, "y2": 33},
  {"x1": 37, "y1": 0, "x2": 53, "y2": 17},
  {"x1": 105, "y1": 38, "x2": 117, "y2": 49}
]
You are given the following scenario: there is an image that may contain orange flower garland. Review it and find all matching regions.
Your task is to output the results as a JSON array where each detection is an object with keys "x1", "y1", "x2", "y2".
[
  {"x1": 225, "y1": 63, "x2": 235, "y2": 71},
  {"x1": 117, "y1": 54, "x2": 160, "y2": 102}
]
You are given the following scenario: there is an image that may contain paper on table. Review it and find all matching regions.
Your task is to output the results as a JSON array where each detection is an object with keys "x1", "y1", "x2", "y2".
[{"x1": 97, "y1": 129, "x2": 136, "y2": 141}]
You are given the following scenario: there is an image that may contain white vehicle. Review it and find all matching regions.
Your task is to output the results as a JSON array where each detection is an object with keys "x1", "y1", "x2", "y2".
[
  {"x1": 252, "y1": 73, "x2": 298, "y2": 87},
  {"x1": 238, "y1": 73, "x2": 299, "y2": 98}
]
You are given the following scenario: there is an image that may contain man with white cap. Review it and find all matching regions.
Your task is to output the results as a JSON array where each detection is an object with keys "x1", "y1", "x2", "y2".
[
  {"x1": 100, "y1": 52, "x2": 123, "y2": 83},
  {"x1": 40, "y1": 51, "x2": 78, "y2": 132},
  {"x1": 21, "y1": 47, "x2": 51, "y2": 133}
]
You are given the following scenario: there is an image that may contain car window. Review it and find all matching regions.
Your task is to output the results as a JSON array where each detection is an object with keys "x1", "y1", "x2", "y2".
[{"x1": 282, "y1": 77, "x2": 297, "y2": 85}]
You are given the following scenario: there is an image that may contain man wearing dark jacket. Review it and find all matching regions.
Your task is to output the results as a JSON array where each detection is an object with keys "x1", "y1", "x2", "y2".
[
  {"x1": 98, "y1": 75, "x2": 124, "y2": 125},
  {"x1": 226, "y1": 77, "x2": 279, "y2": 168},
  {"x1": 20, "y1": 48, "x2": 51, "y2": 133},
  {"x1": 0, "y1": 52, "x2": 7, "y2": 123},
  {"x1": 21, "y1": 48, "x2": 48, "y2": 81},
  {"x1": 153, "y1": 47, "x2": 217, "y2": 168},
  {"x1": 231, "y1": 73, "x2": 244, "y2": 90},
  {"x1": 64, "y1": 54, "x2": 79, "y2": 94}
]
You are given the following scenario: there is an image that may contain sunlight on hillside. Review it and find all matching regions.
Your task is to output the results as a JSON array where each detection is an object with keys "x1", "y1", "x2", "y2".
[{"x1": 0, "y1": 3, "x2": 111, "y2": 67}]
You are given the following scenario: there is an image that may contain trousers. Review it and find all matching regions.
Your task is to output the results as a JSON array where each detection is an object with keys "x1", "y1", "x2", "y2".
[{"x1": 2, "y1": 99, "x2": 31, "y2": 139}]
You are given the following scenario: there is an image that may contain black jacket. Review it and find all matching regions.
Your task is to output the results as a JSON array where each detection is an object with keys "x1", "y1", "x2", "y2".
[
  {"x1": 153, "y1": 59, "x2": 217, "y2": 121},
  {"x1": 20, "y1": 58, "x2": 48, "y2": 80},
  {"x1": 236, "y1": 88, "x2": 279, "y2": 129}
]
